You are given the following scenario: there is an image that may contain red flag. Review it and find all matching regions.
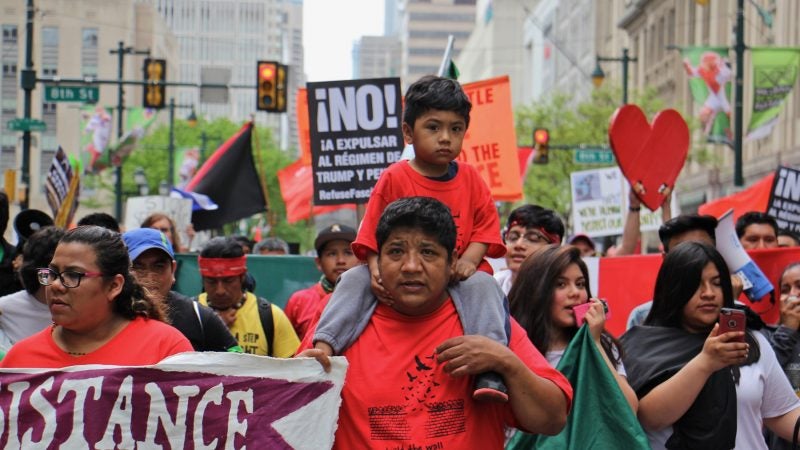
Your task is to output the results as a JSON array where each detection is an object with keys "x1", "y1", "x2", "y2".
[
  {"x1": 186, "y1": 122, "x2": 267, "y2": 230},
  {"x1": 278, "y1": 160, "x2": 355, "y2": 223},
  {"x1": 698, "y1": 172, "x2": 773, "y2": 221}
]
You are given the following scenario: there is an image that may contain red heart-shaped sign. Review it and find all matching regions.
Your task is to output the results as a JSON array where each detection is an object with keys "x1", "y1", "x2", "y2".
[{"x1": 609, "y1": 105, "x2": 690, "y2": 211}]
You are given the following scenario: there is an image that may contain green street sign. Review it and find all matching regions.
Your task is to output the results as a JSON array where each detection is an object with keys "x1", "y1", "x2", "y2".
[
  {"x1": 574, "y1": 147, "x2": 615, "y2": 164},
  {"x1": 6, "y1": 117, "x2": 46, "y2": 132},
  {"x1": 44, "y1": 85, "x2": 99, "y2": 103}
]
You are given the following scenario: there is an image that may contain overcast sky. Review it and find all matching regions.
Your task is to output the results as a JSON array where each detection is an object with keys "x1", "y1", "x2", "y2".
[{"x1": 303, "y1": 0, "x2": 385, "y2": 82}]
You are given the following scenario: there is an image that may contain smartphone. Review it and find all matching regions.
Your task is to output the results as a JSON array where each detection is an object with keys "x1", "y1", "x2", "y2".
[
  {"x1": 573, "y1": 299, "x2": 609, "y2": 327},
  {"x1": 718, "y1": 308, "x2": 746, "y2": 342}
]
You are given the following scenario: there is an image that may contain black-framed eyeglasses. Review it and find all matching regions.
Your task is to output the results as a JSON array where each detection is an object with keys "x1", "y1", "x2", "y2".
[
  {"x1": 505, "y1": 231, "x2": 550, "y2": 245},
  {"x1": 37, "y1": 268, "x2": 104, "y2": 289},
  {"x1": 207, "y1": 300, "x2": 244, "y2": 312}
]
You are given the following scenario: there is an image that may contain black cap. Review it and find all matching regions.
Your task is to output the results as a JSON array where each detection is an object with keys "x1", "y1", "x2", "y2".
[{"x1": 314, "y1": 224, "x2": 357, "y2": 254}]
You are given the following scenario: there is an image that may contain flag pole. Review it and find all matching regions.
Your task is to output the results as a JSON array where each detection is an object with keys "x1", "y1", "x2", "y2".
[{"x1": 436, "y1": 35, "x2": 455, "y2": 77}]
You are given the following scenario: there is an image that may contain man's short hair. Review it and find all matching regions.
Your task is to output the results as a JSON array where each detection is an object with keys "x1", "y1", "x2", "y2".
[
  {"x1": 658, "y1": 214, "x2": 717, "y2": 252},
  {"x1": 778, "y1": 229, "x2": 800, "y2": 246},
  {"x1": 503, "y1": 204, "x2": 565, "y2": 244},
  {"x1": 735, "y1": 211, "x2": 778, "y2": 238},
  {"x1": 200, "y1": 237, "x2": 244, "y2": 259},
  {"x1": 403, "y1": 75, "x2": 471, "y2": 130},
  {"x1": 253, "y1": 237, "x2": 290, "y2": 254},
  {"x1": 376, "y1": 197, "x2": 456, "y2": 259},
  {"x1": 77, "y1": 212, "x2": 121, "y2": 232}
]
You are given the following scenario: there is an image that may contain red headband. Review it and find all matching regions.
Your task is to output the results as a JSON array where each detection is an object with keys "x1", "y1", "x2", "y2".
[
  {"x1": 197, "y1": 256, "x2": 247, "y2": 277},
  {"x1": 506, "y1": 221, "x2": 562, "y2": 245}
]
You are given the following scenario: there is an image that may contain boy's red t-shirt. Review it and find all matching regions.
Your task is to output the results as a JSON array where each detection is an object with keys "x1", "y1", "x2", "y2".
[
  {"x1": 329, "y1": 299, "x2": 572, "y2": 449},
  {"x1": 352, "y1": 160, "x2": 506, "y2": 271}
]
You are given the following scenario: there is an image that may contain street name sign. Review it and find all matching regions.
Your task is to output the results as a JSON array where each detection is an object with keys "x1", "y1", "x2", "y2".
[
  {"x1": 574, "y1": 147, "x2": 615, "y2": 164},
  {"x1": 44, "y1": 85, "x2": 99, "y2": 103},
  {"x1": 7, "y1": 118, "x2": 46, "y2": 132}
]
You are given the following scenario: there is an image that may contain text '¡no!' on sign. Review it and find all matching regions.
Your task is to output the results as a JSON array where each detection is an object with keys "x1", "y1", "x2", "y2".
[{"x1": 313, "y1": 84, "x2": 399, "y2": 132}]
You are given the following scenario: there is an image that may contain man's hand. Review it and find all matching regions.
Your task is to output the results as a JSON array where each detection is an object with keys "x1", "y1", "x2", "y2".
[
  {"x1": 435, "y1": 335, "x2": 511, "y2": 377},
  {"x1": 295, "y1": 348, "x2": 332, "y2": 373}
]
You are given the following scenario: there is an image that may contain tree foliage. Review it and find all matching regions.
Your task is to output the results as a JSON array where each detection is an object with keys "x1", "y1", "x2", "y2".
[{"x1": 513, "y1": 85, "x2": 665, "y2": 229}]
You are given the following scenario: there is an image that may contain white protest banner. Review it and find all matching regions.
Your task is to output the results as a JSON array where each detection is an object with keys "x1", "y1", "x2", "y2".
[
  {"x1": 571, "y1": 166, "x2": 673, "y2": 238},
  {"x1": 0, "y1": 353, "x2": 346, "y2": 449},
  {"x1": 571, "y1": 167, "x2": 624, "y2": 237},
  {"x1": 308, "y1": 78, "x2": 405, "y2": 205},
  {"x1": 124, "y1": 196, "x2": 192, "y2": 244},
  {"x1": 767, "y1": 165, "x2": 800, "y2": 234}
]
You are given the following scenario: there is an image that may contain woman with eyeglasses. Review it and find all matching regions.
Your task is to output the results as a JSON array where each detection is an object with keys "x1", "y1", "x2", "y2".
[{"x1": 0, "y1": 226, "x2": 192, "y2": 368}]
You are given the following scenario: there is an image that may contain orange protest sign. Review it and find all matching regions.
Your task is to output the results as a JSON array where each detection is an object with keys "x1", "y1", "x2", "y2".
[
  {"x1": 296, "y1": 88, "x2": 312, "y2": 165},
  {"x1": 457, "y1": 76, "x2": 522, "y2": 202}
]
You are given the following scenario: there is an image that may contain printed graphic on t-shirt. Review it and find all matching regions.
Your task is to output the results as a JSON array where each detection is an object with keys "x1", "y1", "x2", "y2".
[{"x1": 368, "y1": 353, "x2": 466, "y2": 442}]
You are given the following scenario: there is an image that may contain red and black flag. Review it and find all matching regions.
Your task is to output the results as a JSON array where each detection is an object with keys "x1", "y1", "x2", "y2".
[{"x1": 186, "y1": 122, "x2": 267, "y2": 230}]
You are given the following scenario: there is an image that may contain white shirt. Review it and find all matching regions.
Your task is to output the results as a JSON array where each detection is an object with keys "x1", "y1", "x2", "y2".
[
  {"x1": 0, "y1": 290, "x2": 51, "y2": 353},
  {"x1": 646, "y1": 331, "x2": 800, "y2": 449}
]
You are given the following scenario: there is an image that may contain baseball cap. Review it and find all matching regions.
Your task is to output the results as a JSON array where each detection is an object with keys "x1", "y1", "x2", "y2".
[
  {"x1": 123, "y1": 228, "x2": 175, "y2": 261},
  {"x1": 569, "y1": 233, "x2": 596, "y2": 250},
  {"x1": 314, "y1": 224, "x2": 357, "y2": 254}
]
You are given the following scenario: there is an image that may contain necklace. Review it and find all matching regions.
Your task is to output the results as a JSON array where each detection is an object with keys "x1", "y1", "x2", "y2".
[{"x1": 51, "y1": 323, "x2": 88, "y2": 356}]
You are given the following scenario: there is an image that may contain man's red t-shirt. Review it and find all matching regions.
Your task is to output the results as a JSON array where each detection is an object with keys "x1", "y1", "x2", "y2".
[
  {"x1": 326, "y1": 298, "x2": 572, "y2": 449},
  {"x1": 284, "y1": 282, "x2": 328, "y2": 341}
]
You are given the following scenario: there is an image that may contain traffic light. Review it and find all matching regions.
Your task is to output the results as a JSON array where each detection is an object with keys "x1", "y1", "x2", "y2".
[
  {"x1": 143, "y1": 58, "x2": 167, "y2": 109},
  {"x1": 275, "y1": 64, "x2": 288, "y2": 113},
  {"x1": 257, "y1": 61, "x2": 278, "y2": 111},
  {"x1": 533, "y1": 128, "x2": 550, "y2": 164}
]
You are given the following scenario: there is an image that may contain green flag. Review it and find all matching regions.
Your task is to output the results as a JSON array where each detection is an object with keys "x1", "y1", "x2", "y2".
[
  {"x1": 746, "y1": 47, "x2": 800, "y2": 141},
  {"x1": 446, "y1": 60, "x2": 460, "y2": 80},
  {"x1": 681, "y1": 47, "x2": 733, "y2": 146},
  {"x1": 506, "y1": 326, "x2": 650, "y2": 450}
]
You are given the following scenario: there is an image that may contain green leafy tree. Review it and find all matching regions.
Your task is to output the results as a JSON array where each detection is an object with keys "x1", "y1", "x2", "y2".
[{"x1": 513, "y1": 85, "x2": 665, "y2": 229}]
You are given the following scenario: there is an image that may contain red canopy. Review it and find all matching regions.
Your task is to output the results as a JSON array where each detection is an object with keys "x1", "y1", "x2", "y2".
[{"x1": 697, "y1": 172, "x2": 774, "y2": 221}]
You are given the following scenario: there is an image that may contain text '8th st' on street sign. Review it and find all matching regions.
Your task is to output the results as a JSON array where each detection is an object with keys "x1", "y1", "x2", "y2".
[
  {"x1": 574, "y1": 147, "x2": 615, "y2": 165},
  {"x1": 44, "y1": 85, "x2": 99, "y2": 103}
]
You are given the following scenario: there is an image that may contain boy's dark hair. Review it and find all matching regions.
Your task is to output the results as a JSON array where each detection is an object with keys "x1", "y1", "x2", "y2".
[
  {"x1": 19, "y1": 226, "x2": 64, "y2": 295},
  {"x1": 778, "y1": 229, "x2": 800, "y2": 246},
  {"x1": 735, "y1": 211, "x2": 778, "y2": 238},
  {"x1": 231, "y1": 235, "x2": 255, "y2": 252},
  {"x1": 376, "y1": 197, "x2": 456, "y2": 261},
  {"x1": 402, "y1": 75, "x2": 472, "y2": 129},
  {"x1": 658, "y1": 214, "x2": 717, "y2": 252},
  {"x1": 502, "y1": 204, "x2": 565, "y2": 244},
  {"x1": 200, "y1": 236, "x2": 245, "y2": 259},
  {"x1": 77, "y1": 212, "x2": 121, "y2": 232}
]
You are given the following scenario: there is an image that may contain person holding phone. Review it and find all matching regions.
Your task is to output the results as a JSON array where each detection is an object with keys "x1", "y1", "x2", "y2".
[
  {"x1": 621, "y1": 241, "x2": 800, "y2": 449},
  {"x1": 509, "y1": 245, "x2": 638, "y2": 408}
]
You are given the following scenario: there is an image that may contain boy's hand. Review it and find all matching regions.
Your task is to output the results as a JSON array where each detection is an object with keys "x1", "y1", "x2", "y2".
[
  {"x1": 295, "y1": 348, "x2": 332, "y2": 373},
  {"x1": 453, "y1": 259, "x2": 478, "y2": 281},
  {"x1": 367, "y1": 255, "x2": 393, "y2": 305},
  {"x1": 314, "y1": 341, "x2": 334, "y2": 356}
]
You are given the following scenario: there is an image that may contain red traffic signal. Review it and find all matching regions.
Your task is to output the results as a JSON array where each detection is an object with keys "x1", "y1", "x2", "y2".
[
  {"x1": 257, "y1": 61, "x2": 279, "y2": 111},
  {"x1": 533, "y1": 128, "x2": 550, "y2": 145},
  {"x1": 533, "y1": 128, "x2": 549, "y2": 164}
]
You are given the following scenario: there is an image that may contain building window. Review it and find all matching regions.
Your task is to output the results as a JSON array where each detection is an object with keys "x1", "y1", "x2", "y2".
[
  {"x1": 2, "y1": 25, "x2": 17, "y2": 43},
  {"x1": 42, "y1": 27, "x2": 58, "y2": 47}
]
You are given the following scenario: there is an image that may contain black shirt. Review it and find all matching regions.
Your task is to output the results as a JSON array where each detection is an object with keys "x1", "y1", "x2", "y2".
[{"x1": 166, "y1": 291, "x2": 239, "y2": 352}]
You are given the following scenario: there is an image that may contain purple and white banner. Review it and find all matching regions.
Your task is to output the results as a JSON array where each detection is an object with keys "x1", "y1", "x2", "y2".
[{"x1": 0, "y1": 353, "x2": 347, "y2": 449}]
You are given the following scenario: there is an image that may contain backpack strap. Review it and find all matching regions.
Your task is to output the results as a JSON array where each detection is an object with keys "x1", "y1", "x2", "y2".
[
  {"x1": 192, "y1": 300, "x2": 205, "y2": 336},
  {"x1": 256, "y1": 296, "x2": 275, "y2": 357}
]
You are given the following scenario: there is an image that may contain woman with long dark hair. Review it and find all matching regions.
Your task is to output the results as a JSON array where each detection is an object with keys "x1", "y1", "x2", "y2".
[{"x1": 622, "y1": 241, "x2": 800, "y2": 449}]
